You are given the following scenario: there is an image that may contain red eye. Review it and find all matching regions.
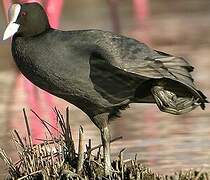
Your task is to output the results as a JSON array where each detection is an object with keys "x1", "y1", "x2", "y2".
[{"x1": 21, "y1": 11, "x2": 27, "y2": 16}]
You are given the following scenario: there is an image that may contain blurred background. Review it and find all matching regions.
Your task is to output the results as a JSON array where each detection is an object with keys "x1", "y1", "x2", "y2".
[{"x1": 0, "y1": 0, "x2": 210, "y2": 177}]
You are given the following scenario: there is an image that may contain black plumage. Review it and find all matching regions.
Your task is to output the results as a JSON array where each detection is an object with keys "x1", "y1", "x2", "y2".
[
  {"x1": 3, "y1": 3, "x2": 208, "y2": 175},
  {"x1": 12, "y1": 27, "x2": 207, "y2": 117}
]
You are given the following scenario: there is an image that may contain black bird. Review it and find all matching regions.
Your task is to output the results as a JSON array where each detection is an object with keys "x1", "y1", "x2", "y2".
[{"x1": 3, "y1": 3, "x2": 208, "y2": 175}]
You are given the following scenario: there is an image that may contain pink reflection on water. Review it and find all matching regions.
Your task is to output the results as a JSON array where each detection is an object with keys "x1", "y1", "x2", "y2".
[
  {"x1": 45, "y1": 0, "x2": 63, "y2": 28},
  {"x1": 132, "y1": 0, "x2": 150, "y2": 43},
  {"x1": 133, "y1": 0, "x2": 150, "y2": 25}
]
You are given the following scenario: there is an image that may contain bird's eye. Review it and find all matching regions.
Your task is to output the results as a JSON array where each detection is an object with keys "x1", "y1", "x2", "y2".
[{"x1": 21, "y1": 11, "x2": 27, "y2": 16}]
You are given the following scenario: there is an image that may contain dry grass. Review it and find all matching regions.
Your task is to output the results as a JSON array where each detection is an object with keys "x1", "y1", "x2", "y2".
[{"x1": 0, "y1": 108, "x2": 210, "y2": 180}]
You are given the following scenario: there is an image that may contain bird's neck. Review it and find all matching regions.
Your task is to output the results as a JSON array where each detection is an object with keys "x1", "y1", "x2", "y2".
[{"x1": 16, "y1": 22, "x2": 51, "y2": 38}]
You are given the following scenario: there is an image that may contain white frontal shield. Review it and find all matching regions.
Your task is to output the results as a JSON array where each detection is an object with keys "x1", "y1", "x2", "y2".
[{"x1": 3, "y1": 4, "x2": 21, "y2": 40}]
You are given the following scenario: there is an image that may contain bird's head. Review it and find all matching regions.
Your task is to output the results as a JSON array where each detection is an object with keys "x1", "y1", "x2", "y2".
[{"x1": 3, "y1": 3, "x2": 50, "y2": 40}]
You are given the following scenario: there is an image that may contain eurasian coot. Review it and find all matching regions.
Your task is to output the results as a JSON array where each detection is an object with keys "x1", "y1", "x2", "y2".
[{"x1": 3, "y1": 3, "x2": 208, "y2": 175}]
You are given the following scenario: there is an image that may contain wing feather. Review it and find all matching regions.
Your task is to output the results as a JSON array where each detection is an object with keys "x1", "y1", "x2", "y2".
[{"x1": 82, "y1": 30, "x2": 207, "y2": 108}]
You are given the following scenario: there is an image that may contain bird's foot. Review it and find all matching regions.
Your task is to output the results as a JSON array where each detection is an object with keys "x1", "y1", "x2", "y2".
[{"x1": 151, "y1": 86, "x2": 200, "y2": 115}]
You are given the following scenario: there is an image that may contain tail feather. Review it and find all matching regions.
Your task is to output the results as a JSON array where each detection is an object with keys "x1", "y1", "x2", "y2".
[{"x1": 197, "y1": 90, "x2": 209, "y2": 109}]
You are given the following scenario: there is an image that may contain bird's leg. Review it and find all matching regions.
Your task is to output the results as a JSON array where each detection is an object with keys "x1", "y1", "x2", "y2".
[
  {"x1": 92, "y1": 113, "x2": 111, "y2": 176},
  {"x1": 151, "y1": 86, "x2": 200, "y2": 115},
  {"x1": 100, "y1": 126, "x2": 111, "y2": 176}
]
